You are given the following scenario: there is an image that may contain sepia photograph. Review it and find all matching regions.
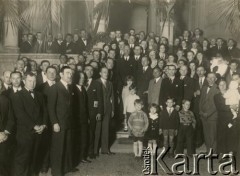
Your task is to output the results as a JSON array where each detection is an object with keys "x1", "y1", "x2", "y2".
[{"x1": 0, "y1": 0, "x2": 240, "y2": 175}]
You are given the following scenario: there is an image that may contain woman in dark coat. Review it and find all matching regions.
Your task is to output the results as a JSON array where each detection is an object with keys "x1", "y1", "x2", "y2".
[{"x1": 214, "y1": 80, "x2": 239, "y2": 156}]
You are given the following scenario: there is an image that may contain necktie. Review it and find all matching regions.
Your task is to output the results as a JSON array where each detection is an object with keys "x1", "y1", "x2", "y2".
[
  {"x1": 168, "y1": 108, "x2": 172, "y2": 116},
  {"x1": 207, "y1": 86, "x2": 212, "y2": 94},
  {"x1": 67, "y1": 84, "x2": 70, "y2": 92},
  {"x1": 85, "y1": 80, "x2": 89, "y2": 89},
  {"x1": 29, "y1": 90, "x2": 34, "y2": 98},
  {"x1": 102, "y1": 80, "x2": 106, "y2": 87},
  {"x1": 199, "y1": 78, "x2": 203, "y2": 89}
]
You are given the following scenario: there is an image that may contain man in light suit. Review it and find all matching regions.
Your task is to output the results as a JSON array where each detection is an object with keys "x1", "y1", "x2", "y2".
[
  {"x1": 199, "y1": 72, "x2": 219, "y2": 153},
  {"x1": 148, "y1": 67, "x2": 162, "y2": 105},
  {"x1": 97, "y1": 67, "x2": 115, "y2": 155}
]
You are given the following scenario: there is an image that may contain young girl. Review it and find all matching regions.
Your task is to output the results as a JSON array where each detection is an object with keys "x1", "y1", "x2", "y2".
[
  {"x1": 122, "y1": 75, "x2": 135, "y2": 107},
  {"x1": 128, "y1": 99, "x2": 149, "y2": 158},
  {"x1": 145, "y1": 104, "x2": 160, "y2": 155},
  {"x1": 123, "y1": 85, "x2": 139, "y2": 131}
]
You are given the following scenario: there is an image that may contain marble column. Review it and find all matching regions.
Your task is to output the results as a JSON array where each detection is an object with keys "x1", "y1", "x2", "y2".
[
  {"x1": 93, "y1": 0, "x2": 108, "y2": 33},
  {"x1": 147, "y1": 0, "x2": 158, "y2": 34},
  {"x1": 3, "y1": 16, "x2": 19, "y2": 53},
  {"x1": 160, "y1": 0, "x2": 175, "y2": 45},
  {"x1": 3, "y1": 0, "x2": 19, "y2": 53}
]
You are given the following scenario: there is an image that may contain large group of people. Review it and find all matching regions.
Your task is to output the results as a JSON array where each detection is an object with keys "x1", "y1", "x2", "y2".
[{"x1": 0, "y1": 27, "x2": 240, "y2": 176}]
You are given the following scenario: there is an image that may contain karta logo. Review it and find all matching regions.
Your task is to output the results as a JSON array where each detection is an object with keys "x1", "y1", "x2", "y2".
[{"x1": 142, "y1": 147, "x2": 239, "y2": 175}]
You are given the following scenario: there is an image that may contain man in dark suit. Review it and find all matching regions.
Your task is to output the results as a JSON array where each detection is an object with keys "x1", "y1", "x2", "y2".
[
  {"x1": 84, "y1": 65, "x2": 103, "y2": 159},
  {"x1": 1, "y1": 71, "x2": 12, "y2": 93},
  {"x1": 0, "y1": 94, "x2": 14, "y2": 176},
  {"x1": 193, "y1": 66, "x2": 208, "y2": 149},
  {"x1": 79, "y1": 30, "x2": 90, "y2": 53},
  {"x1": 199, "y1": 72, "x2": 219, "y2": 153},
  {"x1": 128, "y1": 35, "x2": 136, "y2": 56},
  {"x1": 115, "y1": 30, "x2": 122, "y2": 43},
  {"x1": 44, "y1": 34, "x2": 54, "y2": 53},
  {"x1": 33, "y1": 32, "x2": 44, "y2": 53},
  {"x1": 36, "y1": 60, "x2": 50, "y2": 87},
  {"x1": 37, "y1": 66, "x2": 56, "y2": 174},
  {"x1": 159, "y1": 65, "x2": 184, "y2": 111},
  {"x1": 210, "y1": 38, "x2": 228, "y2": 58},
  {"x1": 11, "y1": 72, "x2": 48, "y2": 176},
  {"x1": 179, "y1": 65, "x2": 195, "y2": 102},
  {"x1": 116, "y1": 45, "x2": 136, "y2": 93},
  {"x1": 97, "y1": 67, "x2": 115, "y2": 155},
  {"x1": 52, "y1": 33, "x2": 64, "y2": 54},
  {"x1": 133, "y1": 45, "x2": 143, "y2": 75},
  {"x1": 136, "y1": 56, "x2": 152, "y2": 111},
  {"x1": 48, "y1": 66, "x2": 76, "y2": 176},
  {"x1": 62, "y1": 34, "x2": 75, "y2": 54},
  {"x1": 225, "y1": 60, "x2": 240, "y2": 86},
  {"x1": 2, "y1": 71, "x2": 22, "y2": 97},
  {"x1": 227, "y1": 39, "x2": 240, "y2": 59},
  {"x1": 20, "y1": 33, "x2": 34, "y2": 53},
  {"x1": 72, "y1": 72, "x2": 91, "y2": 165}
]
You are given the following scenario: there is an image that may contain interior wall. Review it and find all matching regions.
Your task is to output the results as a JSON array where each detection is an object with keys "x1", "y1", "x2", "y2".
[
  {"x1": 183, "y1": 0, "x2": 233, "y2": 40},
  {"x1": 109, "y1": 3, "x2": 147, "y2": 33}
]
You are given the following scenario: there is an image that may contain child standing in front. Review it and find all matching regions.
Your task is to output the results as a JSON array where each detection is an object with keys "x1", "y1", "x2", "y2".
[
  {"x1": 159, "y1": 98, "x2": 179, "y2": 157},
  {"x1": 145, "y1": 104, "x2": 160, "y2": 155},
  {"x1": 122, "y1": 76, "x2": 135, "y2": 131},
  {"x1": 128, "y1": 99, "x2": 149, "y2": 158},
  {"x1": 176, "y1": 100, "x2": 196, "y2": 156},
  {"x1": 123, "y1": 85, "x2": 139, "y2": 131}
]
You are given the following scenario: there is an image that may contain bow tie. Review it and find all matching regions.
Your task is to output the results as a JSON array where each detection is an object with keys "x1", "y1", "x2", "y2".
[{"x1": 29, "y1": 90, "x2": 34, "y2": 94}]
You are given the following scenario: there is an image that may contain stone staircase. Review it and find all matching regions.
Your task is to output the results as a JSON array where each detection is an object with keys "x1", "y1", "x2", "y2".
[{"x1": 111, "y1": 129, "x2": 206, "y2": 154}]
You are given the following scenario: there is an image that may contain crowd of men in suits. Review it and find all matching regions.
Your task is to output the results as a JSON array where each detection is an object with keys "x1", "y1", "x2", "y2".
[{"x1": 0, "y1": 27, "x2": 240, "y2": 175}]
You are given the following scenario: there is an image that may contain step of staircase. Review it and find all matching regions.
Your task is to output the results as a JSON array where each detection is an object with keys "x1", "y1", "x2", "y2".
[{"x1": 112, "y1": 130, "x2": 206, "y2": 154}]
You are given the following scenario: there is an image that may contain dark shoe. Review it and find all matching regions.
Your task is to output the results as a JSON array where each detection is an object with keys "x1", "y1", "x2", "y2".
[{"x1": 81, "y1": 159, "x2": 92, "y2": 163}]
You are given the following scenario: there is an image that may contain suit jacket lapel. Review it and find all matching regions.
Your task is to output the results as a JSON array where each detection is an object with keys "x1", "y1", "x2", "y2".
[
  {"x1": 59, "y1": 81, "x2": 70, "y2": 95},
  {"x1": 22, "y1": 89, "x2": 39, "y2": 120}
]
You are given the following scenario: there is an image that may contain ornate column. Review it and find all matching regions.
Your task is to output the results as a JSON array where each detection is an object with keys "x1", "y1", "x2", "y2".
[
  {"x1": 3, "y1": 1, "x2": 19, "y2": 53},
  {"x1": 93, "y1": 0, "x2": 108, "y2": 33},
  {"x1": 147, "y1": 0, "x2": 158, "y2": 34},
  {"x1": 160, "y1": 0, "x2": 175, "y2": 45}
]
